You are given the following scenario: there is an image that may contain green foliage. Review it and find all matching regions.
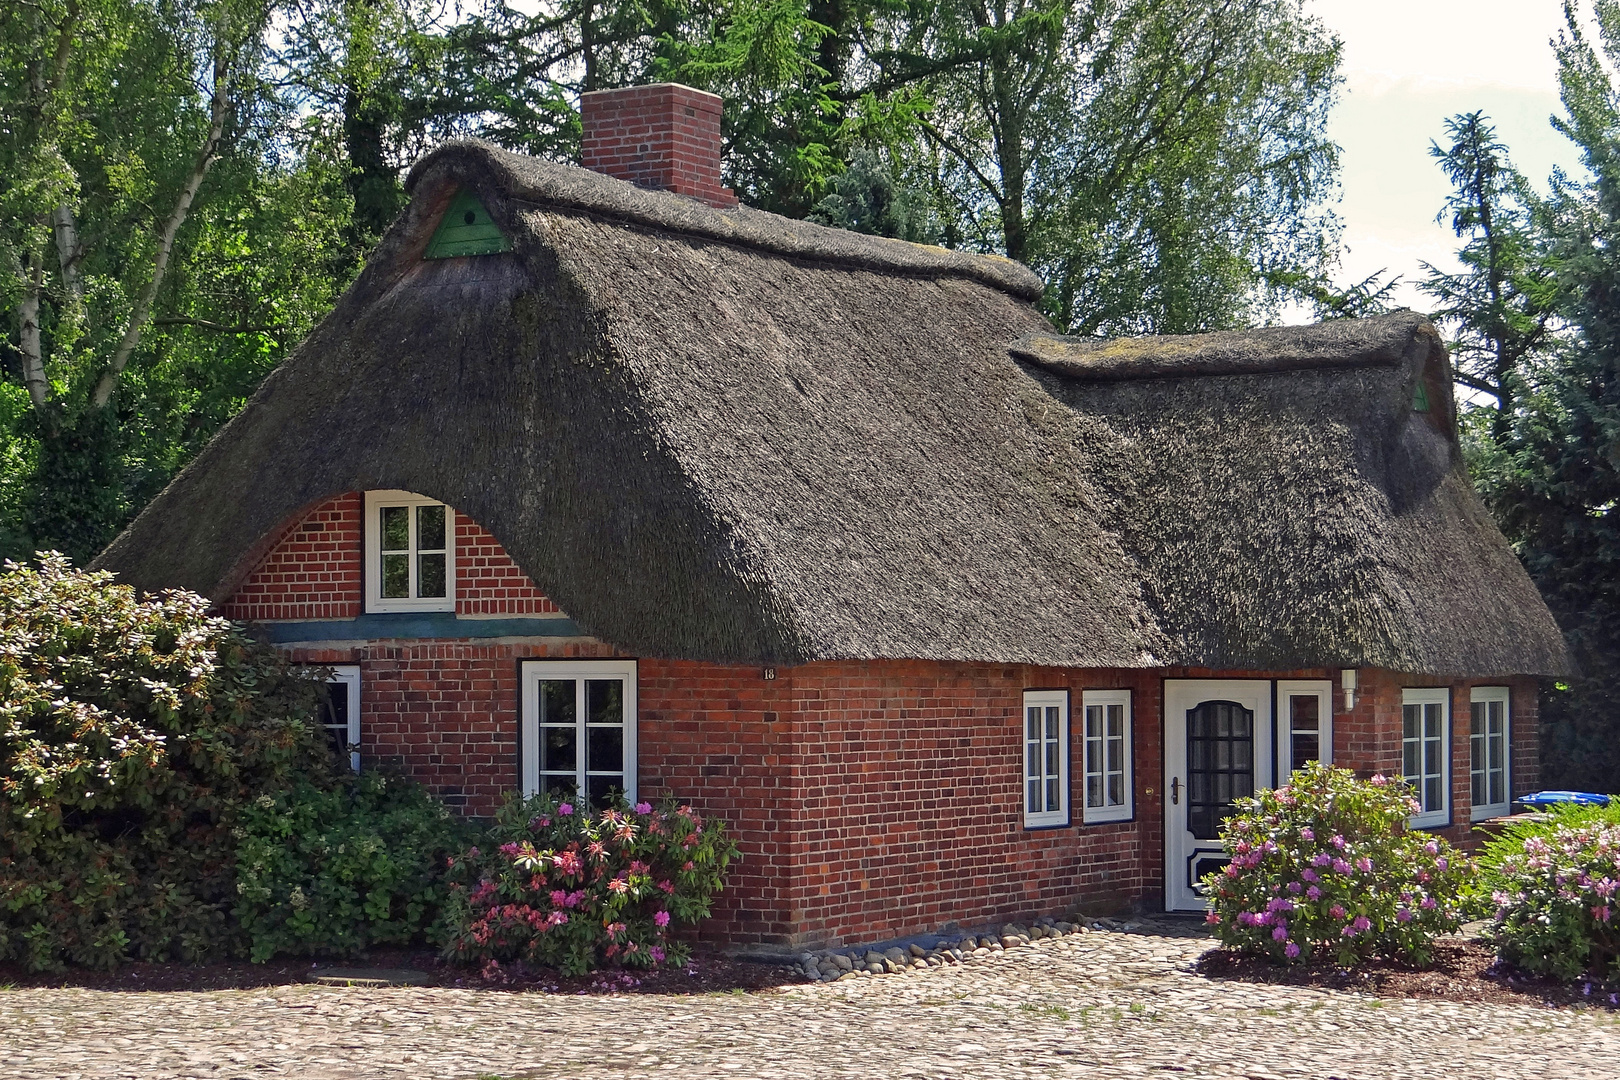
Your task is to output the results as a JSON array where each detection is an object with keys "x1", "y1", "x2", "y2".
[
  {"x1": 0, "y1": 553, "x2": 331, "y2": 970},
  {"x1": 443, "y1": 790, "x2": 740, "y2": 976},
  {"x1": 1479, "y1": 804, "x2": 1620, "y2": 982},
  {"x1": 1204, "y1": 762, "x2": 1474, "y2": 967},
  {"x1": 231, "y1": 771, "x2": 474, "y2": 963},
  {"x1": 806, "y1": 149, "x2": 937, "y2": 242}
]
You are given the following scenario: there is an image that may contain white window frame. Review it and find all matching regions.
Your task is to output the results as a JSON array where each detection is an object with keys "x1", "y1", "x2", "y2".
[
  {"x1": 1278, "y1": 679, "x2": 1333, "y2": 778},
  {"x1": 364, "y1": 489, "x2": 456, "y2": 613},
  {"x1": 520, "y1": 660, "x2": 638, "y2": 806},
  {"x1": 1402, "y1": 687, "x2": 1451, "y2": 829},
  {"x1": 1470, "y1": 686, "x2": 1512, "y2": 821},
  {"x1": 322, "y1": 665, "x2": 361, "y2": 772},
  {"x1": 1080, "y1": 689, "x2": 1132, "y2": 824},
  {"x1": 1022, "y1": 689, "x2": 1070, "y2": 828}
]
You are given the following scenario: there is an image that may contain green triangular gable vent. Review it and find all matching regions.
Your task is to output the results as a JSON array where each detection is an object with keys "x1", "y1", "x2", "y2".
[{"x1": 425, "y1": 190, "x2": 511, "y2": 258}]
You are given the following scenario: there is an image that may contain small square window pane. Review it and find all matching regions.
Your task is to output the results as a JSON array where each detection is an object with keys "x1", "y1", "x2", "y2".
[
  {"x1": 587, "y1": 774, "x2": 621, "y2": 810},
  {"x1": 417, "y1": 504, "x2": 446, "y2": 550},
  {"x1": 588, "y1": 726, "x2": 623, "y2": 773},
  {"x1": 418, "y1": 553, "x2": 446, "y2": 597},
  {"x1": 587, "y1": 680, "x2": 624, "y2": 725},
  {"x1": 539, "y1": 680, "x2": 575, "y2": 725},
  {"x1": 1291, "y1": 731, "x2": 1318, "y2": 770},
  {"x1": 544, "y1": 727, "x2": 576, "y2": 772},
  {"x1": 381, "y1": 506, "x2": 409, "y2": 551},
  {"x1": 543, "y1": 775, "x2": 577, "y2": 798},
  {"x1": 382, "y1": 553, "x2": 409, "y2": 597}
]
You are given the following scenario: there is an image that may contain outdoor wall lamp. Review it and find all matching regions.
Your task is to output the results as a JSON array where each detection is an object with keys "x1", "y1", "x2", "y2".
[{"x1": 1341, "y1": 668, "x2": 1358, "y2": 711}]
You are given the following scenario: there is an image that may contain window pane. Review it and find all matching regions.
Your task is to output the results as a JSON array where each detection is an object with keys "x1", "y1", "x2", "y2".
[
  {"x1": 1085, "y1": 737, "x2": 1100, "y2": 777},
  {"x1": 418, "y1": 553, "x2": 446, "y2": 597},
  {"x1": 1027, "y1": 707, "x2": 1040, "y2": 740},
  {"x1": 1086, "y1": 705, "x2": 1102, "y2": 741},
  {"x1": 1046, "y1": 777, "x2": 1060, "y2": 813},
  {"x1": 322, "y1": 683, "x2": 349, "y2": 729},
  {"x1": 539, "y1": 681, "x2": 575, "y2": 725},
  {"x1": 588, "y1": 726, "x2": 623, "y2": 773},
  {"x1": 1107, "y1": 704, "x2": 1123, "y2": 739},
  {"x1": 1403, "y1": 704, "x2": 1419, "y2": 741},
  {"x1": 1471, "y1": 701, "x2": 1485, "y2": 739},
  {"x1": 381, "y1": 506, "x2": 409, "y2": 551},
  {"x1": 587, "y1": 774, "x2": 620, "y2": 809},
  {"x1": 382, "y1": 553, "x2": 409, "y2": 597},
  {"x1": 1045, "y1": 741, "x2": 1059, "y2": 777},
  {"x1": 543, "y1": 775, "x2": 577, "y2": 798},
  {"x1": 1425, "y1": 703, "x2": 1442, "y2": 740},
  {"x1": 1106, "y1": 738, "x2": 1122, "y2": 773},
  {"x1": 544, "y1": 727, "x2": 577, "y2": 772},
  {"x1": 1425, "y1": 777, "x2": 1441, "y2": 812},
  {"x1": 1046, "y1": 706, "x2": 1060, "y2": 741},
  {"x1": 1290, "y1": 695, "x2": 1318, "y2": 729},
  {"x1": 1027, "y1": 743, "x2": 1040, "y2": 778},
  {"x1": 1291, "y1": 731, "x2": 1318, "y2": 770},
  {"x1": 417, "y1": 504, "x2": 446, "y2": 550},
  {"x1": 1086, "y1": 774, "x2": 1102, "y2": 808},
  {"x1": 1490, "y1": 766, "x2": 1505, "y2": 805},
  {"x1": 1029, "y1": 779, "x2": 1042, "y2": 814},
  {"x1": 1107, "y1": 773, "x2": 1123, "y2": 807}
]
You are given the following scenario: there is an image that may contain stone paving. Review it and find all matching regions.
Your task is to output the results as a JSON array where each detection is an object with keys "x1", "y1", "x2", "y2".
[{"x1": 4, "y1": 923, "x2": 1619, "y2": 1080}]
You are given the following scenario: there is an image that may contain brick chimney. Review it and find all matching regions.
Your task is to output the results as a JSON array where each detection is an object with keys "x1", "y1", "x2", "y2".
[{"x1": 580, "y1": 84, "x2": 737, "y2": 209}]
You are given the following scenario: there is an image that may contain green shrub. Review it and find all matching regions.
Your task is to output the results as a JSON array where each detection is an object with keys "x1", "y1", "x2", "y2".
[
  {"x1": 232, "y1": 772, "x2": 473, "y2": 963},
  {"x1": 0, "y1": 553, "x2": 332, "y2": 970},
  {"x1": 1480, "y1": 803, "x2": 1620, "y2": 982},
  {"x1": 443, "y1": 791, "x2": 740, "y2": 976},
  {"x1": 1204, "y1": 761, "x2": 1474, "y2": 966}
]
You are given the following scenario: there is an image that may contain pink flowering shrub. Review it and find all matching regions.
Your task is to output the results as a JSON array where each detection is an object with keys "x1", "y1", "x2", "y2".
[
  {"x1": 442, "y1": 791, "x2": 740, "y2": 975},
  {"x1": 1480, "y1": 805, "x2": 1620, "y2": 982},
  {"x1": 1204, "y1": 761, "x2": 1473, "y2": 966}
]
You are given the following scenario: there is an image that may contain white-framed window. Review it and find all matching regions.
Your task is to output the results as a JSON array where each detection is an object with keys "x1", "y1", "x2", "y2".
[
  {"x1": 1470, "y1": 686, "x2": 1511, "y2": 820},
  {"x1": 1278, "y1": 680, "x2": 1332, "y2": 778},
  {"x1": 521, "y1": 660, "x2": 637, "y2": 808},
  {"x1": 1402, "y1": 687, "x2": 1450, "y2": 829},
  {"x1": 1081, "y1": 689, "x2": 1131, "y2": 824},
  {"x1": 1022, "y1": 690, "x2": 1069, "y2": 828},
  {"x1": 364, "y1": 490, "x2": 455, "y2": 612},
  {"x1": 319, "y1": 665, "x2": 361, "y2": 772}
]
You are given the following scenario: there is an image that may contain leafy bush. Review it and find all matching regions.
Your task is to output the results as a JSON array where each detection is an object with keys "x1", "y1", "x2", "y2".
[
  {"x1": 232, "y1": 772, "x2": 473, "y2": 963},
  {"x1": 0, "y1": 554, "x2": 332, "y2": 970},
  {"x1": 444, "y1": 791, "x2": 741, "y2": 975},
  {"x1": 1480, "y1": 803, "x2": 1620, "y2": 982},
  {"x1": 1204, "y1": 761, "x2": 1474, "y2": 966}
]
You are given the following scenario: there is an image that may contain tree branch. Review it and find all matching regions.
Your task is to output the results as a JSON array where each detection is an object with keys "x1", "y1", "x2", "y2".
[
  {"x1": 152, "y1": 315, "x2": 284, "y2": 336},
  {"x1": 93, "y1": 30, "x2": 234, "y2": 408}
]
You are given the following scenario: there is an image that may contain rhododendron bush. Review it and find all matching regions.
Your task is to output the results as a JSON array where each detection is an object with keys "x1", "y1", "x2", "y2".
[
  {"x1": 1204, "y1": 761, "x2": 1473, "y2": 966},
  {"x1": 443, "y1": 791, "x2": 740, "y2": 975},
  {"x1": 1481, "y1": 808, "x2": 1620, "y2": 981}
]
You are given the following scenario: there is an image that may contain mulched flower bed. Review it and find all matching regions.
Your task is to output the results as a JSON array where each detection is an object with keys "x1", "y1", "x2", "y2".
[
  {"x1": 1196, "y1": 939, "x2": 1620, "y2": 1009},
  {"x1": 0, "y1": 946, "x2": 798, "y2": 996}
]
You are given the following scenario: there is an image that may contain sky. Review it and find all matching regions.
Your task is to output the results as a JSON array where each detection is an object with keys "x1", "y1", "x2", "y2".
[{"x1": 1310, "y1": 0, "x2": 1586, "y2": 311}]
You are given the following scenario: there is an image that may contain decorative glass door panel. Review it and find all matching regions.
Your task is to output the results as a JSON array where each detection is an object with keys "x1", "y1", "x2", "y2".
[{"x1": 1185, "y1": 701, "x2": 1254, "y2": 840}]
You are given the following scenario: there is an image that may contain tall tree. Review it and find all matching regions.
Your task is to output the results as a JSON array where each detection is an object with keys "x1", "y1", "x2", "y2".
[{"x1": 1420, "y1": 112, "x2": 1560, "y2": 445}]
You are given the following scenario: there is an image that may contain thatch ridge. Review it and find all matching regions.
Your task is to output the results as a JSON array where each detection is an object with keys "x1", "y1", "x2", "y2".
[
  {"x1": 1010, "y1": 312, "x2": 1427, "y2": 380},
  {"x1": 404, "y1": 140, "x2": 1045, "y2": 301}
]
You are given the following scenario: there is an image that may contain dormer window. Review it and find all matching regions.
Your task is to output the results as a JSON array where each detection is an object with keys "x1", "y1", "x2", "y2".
[{"x1": 365, "y1": 490, "x2": 455, "y2": 612}]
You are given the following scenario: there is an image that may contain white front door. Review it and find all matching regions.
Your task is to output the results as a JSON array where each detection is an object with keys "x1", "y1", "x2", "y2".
[{"x1": 1164, "y1": 680, "x2": 1273, "y2": 911}]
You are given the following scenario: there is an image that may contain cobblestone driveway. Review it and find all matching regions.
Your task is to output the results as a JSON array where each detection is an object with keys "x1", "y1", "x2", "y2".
[{"x1": 5, "y1": 926, "x2": 1618, "y2": 1079}]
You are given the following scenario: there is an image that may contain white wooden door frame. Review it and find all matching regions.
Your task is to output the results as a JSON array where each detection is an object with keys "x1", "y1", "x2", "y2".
[{"x1": 1163, "y1": 679, "x2": 1274, "y2": 912}]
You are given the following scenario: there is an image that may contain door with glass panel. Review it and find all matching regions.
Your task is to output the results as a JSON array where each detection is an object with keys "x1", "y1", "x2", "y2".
[
  {"x1": 520, "y1": 660, "x2": 637, "y2": 808},
  {"x1": 1163, "y1": 680, "x2": 1273, "y2": 911}
]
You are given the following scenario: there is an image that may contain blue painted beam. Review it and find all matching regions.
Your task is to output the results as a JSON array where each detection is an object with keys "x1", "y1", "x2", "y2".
[{"x1": 256, "y1": 611, "x2": 585, "y2": 643}]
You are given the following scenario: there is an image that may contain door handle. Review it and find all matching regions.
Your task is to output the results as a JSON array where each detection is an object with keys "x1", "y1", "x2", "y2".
[{"x1": 1171, "y1": 777, "x2": 1180, "y2": 804}]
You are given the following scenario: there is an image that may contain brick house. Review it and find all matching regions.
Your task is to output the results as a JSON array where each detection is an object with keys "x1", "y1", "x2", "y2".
[{"x1": 95, "y1": 84, "x2": 1569, "y2": 949}]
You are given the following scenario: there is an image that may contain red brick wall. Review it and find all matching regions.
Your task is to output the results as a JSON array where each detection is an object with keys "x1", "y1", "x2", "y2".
[
  {"x1": 455, "y1": 517, "x2": 560, "y2": 616},
  {"x1": 222, "y1": 493, "x2": 563, "y2": 621},
  {"x1": 579, "y1": 84, "x2": 737, "y2": 208},
  {"x1": 223, "y1": 493, "x2": 363, "y2": 621}
]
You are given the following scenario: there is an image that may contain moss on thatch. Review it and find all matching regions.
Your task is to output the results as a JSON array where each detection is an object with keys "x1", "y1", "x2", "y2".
[{"x1": 93, "y1": 142, "x2": 1568, "y2": 676}]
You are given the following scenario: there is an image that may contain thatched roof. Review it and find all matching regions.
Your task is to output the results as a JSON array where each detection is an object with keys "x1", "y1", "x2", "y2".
[{"x1": 94, "y1": 140, "x2": 1568, "y2": 676}]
